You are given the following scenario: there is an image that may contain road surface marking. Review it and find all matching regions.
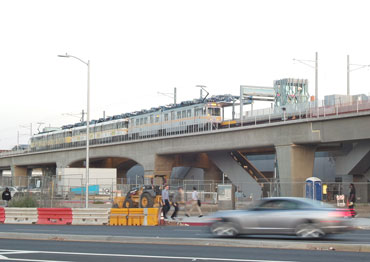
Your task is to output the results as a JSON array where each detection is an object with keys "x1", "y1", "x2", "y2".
[{"x1": 0, "y1": 249, "x2": 297, "y2": 262}]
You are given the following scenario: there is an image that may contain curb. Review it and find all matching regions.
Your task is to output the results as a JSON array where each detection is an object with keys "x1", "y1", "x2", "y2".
[{"x1": 0, "y1": 232, "x2": 370, "y2": 253}]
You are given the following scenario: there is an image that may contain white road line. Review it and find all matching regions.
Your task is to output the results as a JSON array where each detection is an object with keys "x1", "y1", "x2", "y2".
[
  {"x1": 0, "y1": 258, "x2": 73, "y2": 262},
  {"x1": 0, "y1": 251, "x2": 38, "y2": 255},
  {"x1": 0, "y1": 249, "x2": 297, "y2": 262}
]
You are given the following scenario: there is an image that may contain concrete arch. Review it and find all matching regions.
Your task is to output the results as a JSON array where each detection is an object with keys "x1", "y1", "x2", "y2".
[{"x1": 67, "y1": 156, "x2": 142, "y2": 182}]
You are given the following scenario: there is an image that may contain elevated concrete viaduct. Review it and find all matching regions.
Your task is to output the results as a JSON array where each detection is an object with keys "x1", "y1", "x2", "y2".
[{"x1": 1, "y1": 112, "x2": 370, "y2": 198}]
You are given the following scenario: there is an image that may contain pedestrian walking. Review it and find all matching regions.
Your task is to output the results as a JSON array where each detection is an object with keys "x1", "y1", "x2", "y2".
[
  {"x1": 161, "y1": 184, "x2": 171, "y2": 219},
  {"x1": 2, "y1": 187, "x2": 12, "y2": 207},
  {"x1": 171, "y1": 187, "x2": 185, "y2": 220},
  {"x1": 186, "y1": 187, "x2": 203, "y2": 217},
  {"x1": 348, "y1": 183, "x2": 357, "y2": 217}
]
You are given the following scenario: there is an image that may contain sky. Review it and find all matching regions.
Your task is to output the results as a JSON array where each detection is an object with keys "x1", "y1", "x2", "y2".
[{"x1": 1, "y1": 0, "x2": 370, "y2": 149}]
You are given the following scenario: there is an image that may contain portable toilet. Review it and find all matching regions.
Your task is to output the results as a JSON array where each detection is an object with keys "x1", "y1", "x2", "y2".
[{"x1": 305, "y1": 177, "x2": 322, "y2": 201}]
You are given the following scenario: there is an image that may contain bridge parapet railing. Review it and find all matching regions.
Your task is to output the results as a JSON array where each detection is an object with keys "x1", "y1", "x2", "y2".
[{"x1": 2, "y1": 97, "x2": 370, "y2": 157}]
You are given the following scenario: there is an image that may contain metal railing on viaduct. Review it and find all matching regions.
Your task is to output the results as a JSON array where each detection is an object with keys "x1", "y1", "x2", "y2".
[{"x1": 1, "y1": 97, "x2": 370, "y2": 158}]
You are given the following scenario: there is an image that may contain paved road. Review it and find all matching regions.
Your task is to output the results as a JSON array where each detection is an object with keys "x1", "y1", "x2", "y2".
[
  {"x1": 0, "y1": 239, "x2": 369, "y2": 262},
  {"x1": 0, "y1": 224, "x2": 370, "y2": 245}
]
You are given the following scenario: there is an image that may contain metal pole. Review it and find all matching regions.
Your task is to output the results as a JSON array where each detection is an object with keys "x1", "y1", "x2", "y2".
[
  {"x1": 86, "y1": 60, "x2": 90, "y2": 209},
  {"x1": 347, "y1": 55, "x2": 350, "y2": 96},
  {"x1": 174, "y1": 87, "x2": 177, "y2": 104},
  {"x1": 315, "y1": 52, "x2": 318, "y2": 108},
  {"x1": 240, "y1": 86, "x2": 243, "y2": 126}
]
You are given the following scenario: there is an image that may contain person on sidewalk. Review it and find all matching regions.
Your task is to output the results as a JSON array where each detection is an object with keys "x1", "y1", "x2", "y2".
[
  {"x1": 2, "y1": 187, "x2": 12, "y2": 207},
  {"x1": 186, "y1": 187, "x2": 203, "y2": 217},
  {"x1": 161, "y1": 184, "x2": 171, "y2": 219},
  {"x1": 171, "y1": 187, "x2": 185, "y2": 220},
  {"x1": 348, "y1": 183, "x2": 357, "y2": 217}
]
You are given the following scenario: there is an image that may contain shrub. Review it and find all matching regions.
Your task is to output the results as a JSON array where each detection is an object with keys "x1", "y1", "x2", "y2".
[{"x1": 8, "y1": 194, "x2": 38, "y2": 207}]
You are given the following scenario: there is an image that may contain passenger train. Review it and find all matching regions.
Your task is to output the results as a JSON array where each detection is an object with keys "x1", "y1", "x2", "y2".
[{"x1": 30, "y1": 95, "x2": 234, "y2": 151}]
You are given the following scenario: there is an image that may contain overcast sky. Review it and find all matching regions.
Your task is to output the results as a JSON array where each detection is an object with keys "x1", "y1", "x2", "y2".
[{"x1": 1, "y1": 0, "x2": 369, "y2": 149}]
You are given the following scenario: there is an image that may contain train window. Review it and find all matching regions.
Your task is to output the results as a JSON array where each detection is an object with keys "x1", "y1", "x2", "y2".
[
  {"x1": 155, "y1": 115, "x2": 160, "y2": 123},
  {"x1": 187, "y1": 110, "x2": 191, "y2": 117},
  {"x1": 195, "y1": 107, "x2": 203, "y2": 116},
  {"x1": 182, "y1": 110, "x2": 186, "y2": 118},
  {"x1": 177, "y1": 111, "x2": 181, "y2": 119},
  {"x1": 164, "y1": 113, "x2": 169, "y2": 121},
  {"x1": 144, "y1": 117, "x2": 148, "y2": 124},
  {"x1": 150, "y1": 115, "x2": 154, "y2": 123},
  {"x1": 208, "y1": 108, "x2": 221, "y2": 116},
  {"x1": 171, "y1": 111, "x2": 175, "y2": 120}
]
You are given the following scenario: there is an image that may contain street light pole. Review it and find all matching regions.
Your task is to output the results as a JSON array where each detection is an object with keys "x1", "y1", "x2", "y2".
[
  {"x1": 315, "y1": 52, "x2": 318, "y2": 108},
  {"x1": 347, "y1": 55, "x2": 350, "y2": 96},
  {"x1": 58, "y1": 53, "x2": 90, "y2": 208},
  {"x1": 347, "y1": 54, "x2": 370, "y2": 96},
  {"x1": 293, "y1": 52, "x2": 319, "y2": 108}
]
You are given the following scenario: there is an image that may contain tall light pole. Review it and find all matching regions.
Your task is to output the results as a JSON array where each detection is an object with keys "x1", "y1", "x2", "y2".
[
  {"x1": 58, "y1": 53, "x2": 90, "y2": 208},
  {"x1": 293, "y1": 52, "x2": 319, "y2": 108},
  {"x1": 347, "y1": 55, "x2": 370, "y2": 96}
]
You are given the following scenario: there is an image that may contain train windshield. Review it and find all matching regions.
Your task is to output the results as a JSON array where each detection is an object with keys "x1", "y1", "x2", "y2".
[{"x1": 208, "y1": 107, "x2": 221, "y2": 116}]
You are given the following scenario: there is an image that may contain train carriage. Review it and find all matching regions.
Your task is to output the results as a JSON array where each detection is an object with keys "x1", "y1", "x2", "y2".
[{"x1": 29, "y1": 97, "x2": 226, "y2": 151}]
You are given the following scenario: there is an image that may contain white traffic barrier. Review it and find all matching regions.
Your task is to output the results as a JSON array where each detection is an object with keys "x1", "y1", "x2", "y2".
[
  {"x1": 336, "y1": 194, "x2": 346, "y2": 207},
  {"x1": 72, "y1": 208, "x2": 110, "y2": 225},
  {"x1": 4, "y1": 208, "x2": 38, "y2": 224}
]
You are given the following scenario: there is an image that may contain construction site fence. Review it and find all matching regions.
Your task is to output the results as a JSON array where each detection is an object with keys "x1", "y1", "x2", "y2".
[{"x1": 1, "y1": 179, "x2": 370, "y2": 208}]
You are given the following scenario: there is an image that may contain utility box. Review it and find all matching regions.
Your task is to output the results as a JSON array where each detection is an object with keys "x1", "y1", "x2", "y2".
[
  {"x1": 217, "y1": 184, "x2": 236, "y2": 210},
  {"x1": 305, "y1": 177, "x2": 322, "y2": 201}
]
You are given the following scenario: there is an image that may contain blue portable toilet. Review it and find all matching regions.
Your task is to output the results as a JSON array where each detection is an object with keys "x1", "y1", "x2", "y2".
[{"x1": 305, "y1": 177, "x2": 322, "y2": 201}]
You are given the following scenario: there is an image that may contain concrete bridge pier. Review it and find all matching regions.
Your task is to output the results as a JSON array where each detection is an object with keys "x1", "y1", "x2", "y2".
[
  {"x1": 275, "y1": 144, "x2": 316, "y2": 197},
  {"x1": 11, "y1": 165, "x2": 28, "y2": 187}
]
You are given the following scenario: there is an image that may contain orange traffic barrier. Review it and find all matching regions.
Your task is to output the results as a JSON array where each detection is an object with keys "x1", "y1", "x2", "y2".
[
  {"x1": 109, "y1": 208, "x2": 128, "y2": 226},
  {"x1": 0, "y1": 207, "x2": 4, "y2": 224},
  {"x1": 37, "y1": 208, "x2": 72, "y2": 225}
]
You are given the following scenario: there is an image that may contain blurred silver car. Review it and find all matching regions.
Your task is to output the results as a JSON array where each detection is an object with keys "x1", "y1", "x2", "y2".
[{"x1": 209, "y1": 197, "x2": 353, "y2": 238}]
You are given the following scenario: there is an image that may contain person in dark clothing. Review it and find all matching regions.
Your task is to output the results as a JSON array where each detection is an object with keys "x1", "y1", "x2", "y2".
[
  {"x1": 348, "y1": 183, "x2": 356, "y2": 217},
  {"x1": 161, "y1": 185, "x2": 170, "y2": 219},
  {"x1": 171, "y1": 187, "x2": 185, "y2": 220},
  {"x1": 2, "y1": 187, "x2": 12, "y2": 207}
]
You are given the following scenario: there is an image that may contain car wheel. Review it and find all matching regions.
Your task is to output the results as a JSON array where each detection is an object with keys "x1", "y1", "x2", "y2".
[
  {"x1": 211, "y1": 222, "x2": 238, "y2": 237},
  {"x1": 295, "y1": 223, "x2": 325, "y2": 238}
]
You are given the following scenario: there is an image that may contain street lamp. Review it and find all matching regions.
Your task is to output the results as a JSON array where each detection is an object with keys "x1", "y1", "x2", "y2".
[
  {"x1": 347, "y1": 55, "x2": 370, "y2": 96},
  {"x1": 58, "y1": 53, "x2": 90, "y2": 208},
  {"x1": 293, "y1": 52, "x2": 318, "y2": 108}
]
